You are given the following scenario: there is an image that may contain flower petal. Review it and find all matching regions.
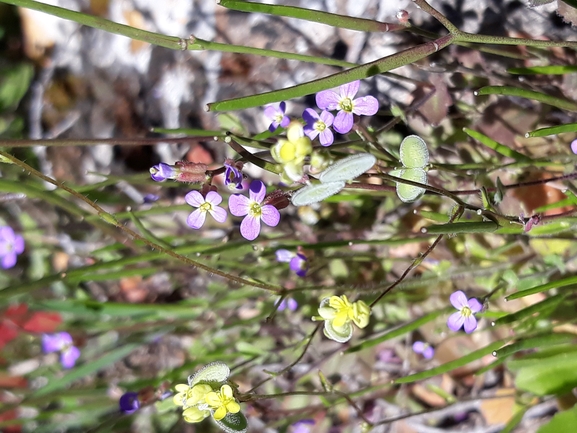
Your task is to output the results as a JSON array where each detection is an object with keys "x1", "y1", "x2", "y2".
[
  {"x1": 319, "y1": 110, "x2": 334, "y2": 126},
  {"x1": 248, "y1": 180, "x2": 266, "y2": 203},
  {"x1": 229, "y1": 194, "x2": 250, "y2": 216},
  {"x1": 468, "y1": 298, "x2": 483, "y2": 313},
  {"x1": 333, "y1": 111, "x2": 354, "y2": 134},
  {"x1": 264, "y1": 104, "x2": 280, "y2": 120},
  {"x1": 187, "y1": 209, "x2": 207, "y2": 229},
  {"x1": 260, "y1": 205, "x2": 280, "y2": 227},
  {"x1": 275, "y1": 249, "x2": 294, "y2": 263},
  {"x1": 209, "y1": 206, "x2": 228, "y2": 224},
  {"x1": 449, "y1": 291, "x2": 468, "y2": 310},
  {"x1": 447, "y1": 311, "x2": 465, "y2": 332},
  {"x1": 304, "y1": 127, "x2": 320, "y2": 141},
  {"x1": 340, "y1": 80, "x2": 359, "y2": 99},
  {"x1": 205, "y1": 191, "x2": 223, "y2": 206},
  {"x1": 42, "y1": 334, "x2": 64, "y2": 353},
  {"x1": 319, "y1": 128, "x2": 334, "y2": 146},
  {"x1": 13, "y1": 235, "x2": 24, "y2": 254},
  {"x1": 303, "y1": 108, "x2": 320, "y2": 123},
  {"x1": 61, "y1": 345, "x2": 80, "y2": 368},
  {"x1": 316, "y1": 89, "x2": 340, "y2": 110},
  {"x1": 463, "y1": 315, "x2": 478, "y2": 333},
  {"x1": 352, "y1": 95, "x2": 379, "y2": 116},
  {"x1": 185, "y1": 190, "x2": 204, "y2": 208},
  {"x1": 213, "y1": 406, "x2": 227, "y2": 421},
  {"x1": 412, "y1": 341, "x2": 425, "y2": 354},
  {"x1": 1, "y1": 252, "x2": 17, "y2": 269},
  {"x1": 423, "y1": 346, "x2": 435, "y2": 359},
  {"x1": 240, "y1": 215, "x2": 261, "y2": 241},
  {"x1": 280, "y1": 115, "x2": 290, "y2": 128}
]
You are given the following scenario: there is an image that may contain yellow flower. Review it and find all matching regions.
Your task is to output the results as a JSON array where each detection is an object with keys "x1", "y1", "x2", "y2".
[
  {"x1": 314, "y1": 295, "x2": 371, "y2": 343},
  {"x1": 204, "y1": 384, "x2": 241, "y2": 421},
  {"x1": 173, "y1": 383, "x2": 212, "y2": 409},
  {"x1": 271, "y1": 121, "x2": 312, "y2": 182},
  {"x1": 183, "y1": 406, "x2": 210, "y2": 423}
]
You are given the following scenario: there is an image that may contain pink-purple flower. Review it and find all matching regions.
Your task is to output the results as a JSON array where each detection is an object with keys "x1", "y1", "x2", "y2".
[
  {"x1": 316, "y1": 80, "x2": 379, "y2": 134},
  {"x1": 229, "y1": 180, "x2": 280, "y2": 241},
  {"x1": 303, "y1": 108, "x2": 335, "y2": 146},
  {"x1": 412, "y1": 341, "x2": 435, "y2": 359},
  {"x1": 571, "y1": 139, "x2": 577, "y2": 155},
  {"x1": 447, "y1": 291, "x2": 483, "y2": 334},
  {"x1": 264, "y1": 101, "x2": 290, "y2": 132},
  {"x1": 150, "y1": 162, "x2": 178, "y2": 182},
  {"x1": 278, "y1": 297, "x2": 298, "y2": 312},
  {"x1": 41, "y1": 332, "x2": 80, "y2": 369},
  {"x1": 275, "y1": 249, "x2": 308, "y2": 277},
  {"x1": 224, "y1": 159, "x2": 244, "y2": 190},
  {"x1": 184, "y1": 190, "x2": 227, "y2": 229},
  {"x1": 290, "y1": 419, "x2": 315, "y2": 433},
  {"x1": 119, "y1": 392, "x2": 140, "y2": 414},
  {"x1": 0, "y1": 226, "x2": 24, "y2": 269}
]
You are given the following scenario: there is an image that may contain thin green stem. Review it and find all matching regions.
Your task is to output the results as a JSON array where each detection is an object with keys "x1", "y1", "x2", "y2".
[
  {"x1": 412, "y1": 0, "x2": 460, "y2": 33},
  {"x1": 0, "y1": 151, "x2": 283, "y2": 294}
]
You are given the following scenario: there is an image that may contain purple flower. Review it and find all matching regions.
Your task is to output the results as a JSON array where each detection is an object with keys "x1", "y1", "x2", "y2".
[
  {"x1": 264, "y1": 101, "x2": 290, "y2": 132},
  {"x1": 119, "y1": 392, "x2": 140, "y2": 414},
  {"x1": 278, "y1": 298, "x2": 298, "y2": 311},
  {"x1": 143, "y1": 193, "x2": 160, "y2": 203},
  {"x1": 41, "y1": 332, "x2": 81, "y2": 369},
  {"x1": 0, "y1": 226, "x2": 24, "y2": 269},
  {"x1": 290, "y1": 419, "x2": 315, "y2": 433},
  {"x1": 184, "y1": 190, "x2": 227, "y2": 229},
  {"x1": 571, "y1": 139, "x2": 577, "y2": 155},
  {"x1": 303, "y1": 109, "x2": 335, "y2": 146},
  {"x1": 316, "y1": 80, "x2": 379, "y2": 134},
  {"x1": 447, "y1": 291, "x2": 483, "y2": 334},
  {"x1": 275, "y1": 249, "x2": 308, "y2": 277},
  {"x1": 150, "y1": 162, "x2": 178, "y2": 182},
  {"x1": 224, "y1": 160, "x2": 244, "y2": 190},
  {"x1": 229, "y1": 180, "x2": 280, "y2": 241},
  {"x1": 412, "y1": 341, "x2": 435, "y2": 359}
]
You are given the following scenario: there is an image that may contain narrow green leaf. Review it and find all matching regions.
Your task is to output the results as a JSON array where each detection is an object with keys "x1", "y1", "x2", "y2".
[
  {"x1": 463, "y1": 128, "x2": 532, "y2": 162},
  {"x1": 33, "y1": 343, "x2": 141, "y2": 397},
  {"x1": 394, "y1": 340, "x2": 507, "y2": 384},
  {"x1": 207, "y1": 34, "x2": 454, "y2": 111},
  {"x1": 508, "y1": 65, "x2": 577, "y2": 75},
  {"x1": 500, "y1": 407, "x2": 528, "y2": 433},
  {"x1": 151, "y1": 127, "x2": 227, "y2": 137},
  {"x1": 506, "y1": 275, "x2": 577, "y2": 300},
  {"x1": 346, "y1": 310, "x2": 447, "y2": 354},
  {"x1": 493, "y1": 294, "x2": 565, "y2": 326},
  {"x1": 474, "y1": 86, "x2": 577, "y2": 112},
  {"x1": 525, "y1": 122, "x2": 577, "y2": 138},
  {"x1": 217, "y1": 0, "x2": 401, "y2": 33},
  {"x1": 421, "y1": 221, "x2": 499, "y2": 235},
  {"x1": 493, "y1": 333, "x2": 575, "y2": 358}
]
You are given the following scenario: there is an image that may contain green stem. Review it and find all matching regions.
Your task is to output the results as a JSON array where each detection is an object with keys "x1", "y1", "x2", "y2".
[
  {"x1": 207, "y1": 34, "x2": 455, "y2": 111},
  {"x1": 0, "y1": 151, "x2": 283, "y2": 294}
]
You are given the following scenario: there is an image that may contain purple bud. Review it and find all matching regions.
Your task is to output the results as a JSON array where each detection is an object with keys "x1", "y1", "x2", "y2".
[{"x1": 119, "y1": 392, "x2": 140, "y2": 414}]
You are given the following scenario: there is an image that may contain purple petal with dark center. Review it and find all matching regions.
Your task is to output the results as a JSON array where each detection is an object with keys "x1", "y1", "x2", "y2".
[
  {"x1": 229, "y1": 194, "x2": 250, "y2": 216},
  {"x1": 184, "y1": 190, "x2": 204, "y2": 208},
  {"x1": 316, "y1": 90, "x2": 340, "y2": 110},
  {"x1": 61, "y1": 345, "x2": 80, "y2": 369},
  {"x1": 447, "y1": 311, "x2": 465, "y2": 332},
  {"x1": 209, "y1": 206, "x2": 228, "y2": 224},
  {"x1": 463, "y1": 316, "x2": 478, "y2": 333},
  {"x1": 240, "y1": 215, "x2": 261, "y2": 241},
  {"x1": 248, "y1": 180, "x2": 266, "y2": 203},
  {"x1": 450, "y1": 291, "x2": 468, "y2": 310},
  {"x1": 340, "y1": 80, "x2": 360, "y2": 99},
  {"x1": 260, "y1": 205, "x2": 280, "y2": 227},
  {"x1": 333, "y1": 111, "x2": 354, "y2": 134},
  {"x1": 352, "y1": 95, "x2": 379, "y2": 116},
  {"x1": 119, "y1": 392, "x2": 140, "y2": 414},
  {"x1": 187, "y1": 209, "x2": 207, "y2": 229}
]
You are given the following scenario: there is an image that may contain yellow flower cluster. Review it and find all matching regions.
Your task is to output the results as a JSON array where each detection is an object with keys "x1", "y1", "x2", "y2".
[
  {"x1": 271, "y1": 121, "x2": 312, "y2": 184},
  {"x1": 313, "y1": 295, "x2": 371, "y2": 343},
  {"x1": 173, "y1": 383, "x2": 240, "y2": 423}
]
